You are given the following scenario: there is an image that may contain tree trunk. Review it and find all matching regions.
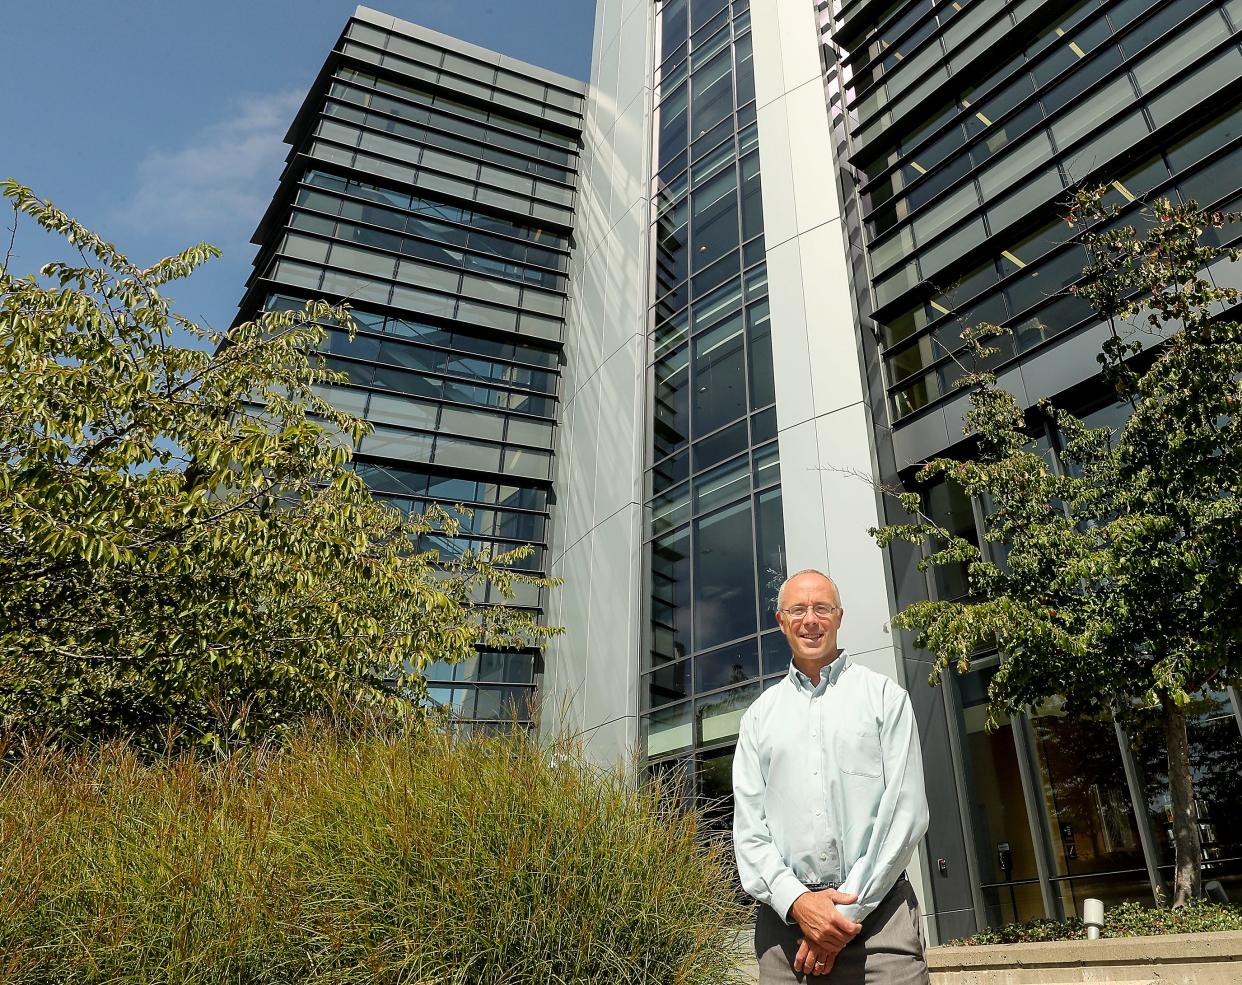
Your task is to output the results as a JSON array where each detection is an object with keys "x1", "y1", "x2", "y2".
[{"x1": 1162, "y1": 698, "x2": 1202, "y2": 906}]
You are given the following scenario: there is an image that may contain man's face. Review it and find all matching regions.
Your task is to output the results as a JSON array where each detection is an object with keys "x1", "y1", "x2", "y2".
[{"x1": 775, "y1": 572, "x2": 843, "y2": 664}]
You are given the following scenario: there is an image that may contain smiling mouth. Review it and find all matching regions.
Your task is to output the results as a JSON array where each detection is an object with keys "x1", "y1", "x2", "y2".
[{"x1": 800, "y1": 633, "x2": 824, "y2": 645}]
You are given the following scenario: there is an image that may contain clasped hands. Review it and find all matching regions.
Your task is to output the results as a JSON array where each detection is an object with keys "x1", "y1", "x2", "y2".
[{"x1": 788, "y1": 888, "x2": 862, "y2": 977}]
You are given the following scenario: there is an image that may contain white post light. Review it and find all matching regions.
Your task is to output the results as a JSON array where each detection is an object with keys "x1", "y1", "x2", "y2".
[{"x1": 1083, "y1": 898, "x2": 1105, "y2": 941}]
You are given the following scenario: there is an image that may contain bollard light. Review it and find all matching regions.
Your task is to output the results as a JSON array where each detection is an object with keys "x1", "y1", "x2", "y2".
[{"x1": 1083, "y1": 898, "x2": 1104, "y2": 941}]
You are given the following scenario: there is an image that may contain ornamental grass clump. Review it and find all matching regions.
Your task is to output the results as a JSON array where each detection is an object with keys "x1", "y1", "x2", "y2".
[{"x1": 0, "y1": 723, "x2": 750, "y2": 984}]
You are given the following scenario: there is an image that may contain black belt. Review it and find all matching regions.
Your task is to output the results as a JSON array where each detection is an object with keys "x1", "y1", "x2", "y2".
[
  {"x1": 804, "y1": 871, "x2": 907, "y2": 894},
  {"x1": 783, "y1": 873, "x2": 909, "y2": 927}
]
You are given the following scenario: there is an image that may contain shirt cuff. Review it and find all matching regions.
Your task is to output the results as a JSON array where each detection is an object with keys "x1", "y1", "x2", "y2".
[
  {"x1": 770, "y1": 873, "x2": 809, "y2": 924},
  {"x1": 834, "y1": 900, "x2": 865, "y2": 924}
]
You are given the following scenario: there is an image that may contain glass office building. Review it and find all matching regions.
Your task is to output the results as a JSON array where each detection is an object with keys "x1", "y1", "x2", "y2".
[
  {"x1": 642, "y1": 0, "x2": 790, "y2": 829},
  {"x1": 235, "y1": 9, "x2": 585, "y2": 731},
  {"x1": 243, "y1": 1, "x2": 1242, "y2": 941},
  {"x1": 824, "y1": 0, "x2": 1242, "y2": 937}
]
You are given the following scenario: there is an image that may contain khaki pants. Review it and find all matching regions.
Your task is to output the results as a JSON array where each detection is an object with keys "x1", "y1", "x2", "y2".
[{"x1": 754, "y1": 879, "x2": 930, "y2": 984}]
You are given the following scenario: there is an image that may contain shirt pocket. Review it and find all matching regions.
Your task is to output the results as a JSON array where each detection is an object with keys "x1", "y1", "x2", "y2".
[{"x1": 835, "y1": 726, "x2": 883, "y2": 780}]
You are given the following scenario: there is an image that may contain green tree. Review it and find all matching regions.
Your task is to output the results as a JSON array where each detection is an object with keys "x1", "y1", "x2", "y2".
[
  {"x1": 0, "y1": 180, "x2": 554, "y2": 753},
  {"x1": 871, "y1": 188, "x2": 1242, "y2": 907}
]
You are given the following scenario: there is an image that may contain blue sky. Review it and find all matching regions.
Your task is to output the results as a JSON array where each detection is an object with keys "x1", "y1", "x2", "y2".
[{"x1": 2, "y1": 0, "x2": 596, "y2": 334}]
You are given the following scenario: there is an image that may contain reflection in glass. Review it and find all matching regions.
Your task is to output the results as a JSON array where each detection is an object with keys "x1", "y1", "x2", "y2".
[
  {"x1": 696, "y1": 637, "x2": 760, "y2": 693},
  {"x1": 1029, "y1": 699, "x2": 1151, "y2": 915},
  {"x1": 696, "y1": 681, "x2": 759, "y2": 744},
  {"x1": 760, "y1": 629, "x2": 789, "y2": 675},
  {"x1": 648, "y1": 701, "x2": 694, "y2": 757},
  {"x1": 646, "y1": 658, "x2": 692, "y2": 710},
  {"x1": 693, "y1": 499, "x2": 757, "y2": 650},
  {"x1": 694, "y1": 454, "x2": 750, "y2": 515},
  {"x1": 960, "y1": 666, "x2": 1045, "y2": 923},
  {"x1": 755, "y1": 487, "x2": 786, "y2": 622},
  {"x1": 925, "y1": 479, "x2": 977, "y2": 601},
  {"x1": 746, "y1": 299, "x2": 773, "y2": 410},
  {"x1": 654, "y1": 344, "x2": 690, "y2": 458},
  {"x1": 692, "y1": 314, "x2": 747, "y2": 437},
  {"x1": 651, "y1": 526, "x2": 692, "y2": 664},
  {"x1": 1132, "y1": 689, "x2": 1242, "y2": 900},
  {"x1": 698, "y1": 747, "x2": 736, "y2": 831}
]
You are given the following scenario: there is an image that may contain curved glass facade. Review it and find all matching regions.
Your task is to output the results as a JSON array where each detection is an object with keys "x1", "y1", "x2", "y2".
[{"x1": 238, "y1": 12, "x2": 586, "y2": 733}]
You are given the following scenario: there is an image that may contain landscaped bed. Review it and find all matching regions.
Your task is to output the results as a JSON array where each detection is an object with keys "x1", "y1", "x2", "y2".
[
  {"x1": 0, "y1": 722, "x2": 749, "y2": 984},
  {"x1": 946, "y1": 898, "x2": 1242, "y2": 945}
]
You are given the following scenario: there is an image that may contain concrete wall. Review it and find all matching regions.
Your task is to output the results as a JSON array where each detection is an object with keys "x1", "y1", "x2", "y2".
[
  {"x1": 928, "y1": 930, "x2": 1242, "y2": 984},
  {"x1": 540, "y1": 0, "x2": 652, "y2": 765},
  {"x1": 736, "y1": 930, "x2": 1242, "y2": 983},
  {"x1": 748, "y1": 0, "x2": 935, "y2": 940}
]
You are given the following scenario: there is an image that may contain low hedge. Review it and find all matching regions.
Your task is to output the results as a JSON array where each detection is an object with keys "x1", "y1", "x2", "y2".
[
  {"x1": 0, "y1": 723, "x2": 750, "y2": 984},
  {"x1": 946, "y1": 898, "x2": 1242, "y2": 946}
]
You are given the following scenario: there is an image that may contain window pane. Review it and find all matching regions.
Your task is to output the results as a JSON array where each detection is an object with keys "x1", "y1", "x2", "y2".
[
  {"x1": 692, "y1": 314, "x2": 746, "y2": 437},
  {"x1": 1030, "y1": 701, "x2": 1153, "y2": 914},
  {"x1": 959, "y1": 666, "x2": 1047, "y2": 924},
  {"x1": 755, "y1": 486, "x2": 785, "y2": 620},
  {"x1": 979, "y1": 132, "x2": 1054, "y2": 201},
  {"x1": 647, "y1": 702, "x2": 693, "y2": 756},
  {"x1": 1133, "y1": 688, "x2": 1242, "y2": 902},
  {"x1": 646, "y1": 659, "x2": 692, "y2": 710},
  {"x1": 434, "y1": 435, "x2": 502, "y2": 471},
  {"x1": 696, "y1": 681, "x2": 759, "y2": 744},
  {"x1": 654, "y1": 344, "x2": 691, "y2": 458},
  {"x1": 746, "y1": 299, "x2": 773, "y2": 410},
  {"x1": 695, "y1": 637, "x2": 760, "y2": 692},
  {"x1": 926, "y1": 479, "x2": 976, "y2": 600},
  {"x1": 1049, "y1": 75, "x2": 1135, "y2": 151},
  {"x1": 691, "y1": 47, "x2": 734, "y2": 140},
  {"x1": 694, "y1": 499, "x2": 757, "y2": 650},
  {"x1": 691, "y1": 165, "x2": 740, "y2": 269},
  {"x1": 651, "y1": 526, "x2": 692, "y2": 664}
]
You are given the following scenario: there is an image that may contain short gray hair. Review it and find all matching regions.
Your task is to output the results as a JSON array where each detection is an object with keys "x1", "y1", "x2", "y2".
[{"x1": 776, "y1": 569, "x2": 843, "y2": 611}]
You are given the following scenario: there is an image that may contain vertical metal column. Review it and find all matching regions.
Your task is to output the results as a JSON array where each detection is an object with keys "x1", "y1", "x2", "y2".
[
  {"x1": 1228, "y1": 686, "x2": 1242, "y2": 740},
  {"x1": 940, "y1": 674, "x2": 990, "y2": 932},
  {"x1": 1011, "y1": 712, "x2": 1063, "y2": 919},
  {"x1": 1113, "y1": 715, "x2": 1165, "y2": 903}
]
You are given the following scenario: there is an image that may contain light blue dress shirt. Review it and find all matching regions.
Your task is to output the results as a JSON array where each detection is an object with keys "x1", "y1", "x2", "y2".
[{"x1": 732, "y1": 652, "x2": 929, "y2": 924}]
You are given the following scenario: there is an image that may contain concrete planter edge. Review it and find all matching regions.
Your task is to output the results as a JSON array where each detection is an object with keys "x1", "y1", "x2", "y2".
[{"x1": 928, "y1": 928, "x2": 1242, "y2": 970}]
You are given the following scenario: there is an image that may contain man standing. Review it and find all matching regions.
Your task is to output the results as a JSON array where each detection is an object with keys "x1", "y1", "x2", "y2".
[{"x1": 733, "y1": 568, "x2": 930, "y2": 982}]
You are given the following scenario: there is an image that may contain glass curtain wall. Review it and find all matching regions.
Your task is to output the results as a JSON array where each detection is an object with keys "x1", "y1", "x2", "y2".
[
  {"x1": 932, "y1": 401, "x2": 1242, "y2": 920},
  {"x1": 825, "y1": 0, "x2": 1242, "y2": 423},
  {"x1": 642, "y1": 0, "x2": 786, "y2": 823},
  {"x1": 238, "y1": 15, "x2": 585, "y2": 734},
  {"x1": 822, "y1": 0, "x2": 1242, "y2": 927}
]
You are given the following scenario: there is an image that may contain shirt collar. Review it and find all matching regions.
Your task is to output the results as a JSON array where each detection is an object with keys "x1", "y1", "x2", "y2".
[{"x1": 788, "y1": 650, "x2": 850, "y2": 693}]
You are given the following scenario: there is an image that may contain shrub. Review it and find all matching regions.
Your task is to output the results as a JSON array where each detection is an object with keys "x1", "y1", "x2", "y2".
[
  {"x1": 0, "y1": 723, "x2": 749, "y2": 984},
  {"x1": 0, "y1": 181, "x2": 552, "y2": 754},
  {"x1": 945, "y1": 898, "x2": 1242, "y2": 946}
]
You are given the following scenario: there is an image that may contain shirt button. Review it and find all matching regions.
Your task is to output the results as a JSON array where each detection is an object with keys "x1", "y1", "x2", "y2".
[
  {"x1": 820, "y1": 853, "x2": 828, "y2": 861},
  {"x1": 812, "y1": 769, "x2": 818, "y2": 776},
  {"x1": 811, "y1": 731, "x2": 817, "y2": 738},
  {"x1": 815, "y1": 809, "x2": 822, "y2": 817}
]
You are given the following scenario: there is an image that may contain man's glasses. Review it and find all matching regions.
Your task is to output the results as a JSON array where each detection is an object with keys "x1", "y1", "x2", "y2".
[{"x1": 779, "y1": 604, "x2": 841, "y2": 620}]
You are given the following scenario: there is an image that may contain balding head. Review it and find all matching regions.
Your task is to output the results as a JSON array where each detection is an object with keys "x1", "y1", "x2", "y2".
[{"x1": 776, "y1": 569, "x2": 842, "y2": 611}]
